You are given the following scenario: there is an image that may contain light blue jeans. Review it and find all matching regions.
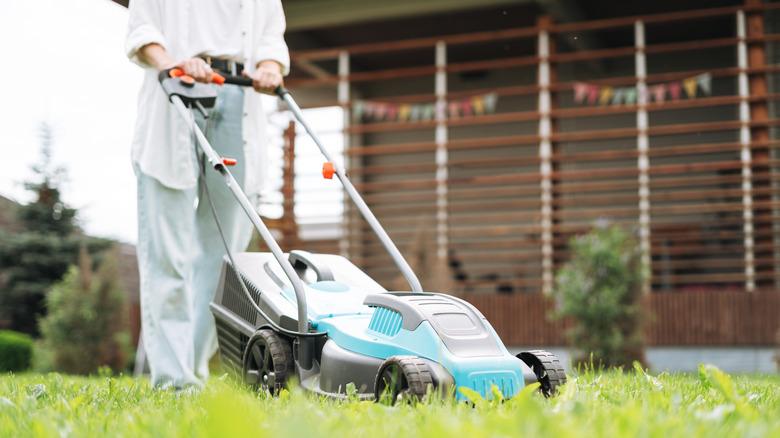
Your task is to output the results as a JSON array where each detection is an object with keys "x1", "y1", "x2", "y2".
[{"x1": 136, "y1": 85, "x2": 253, "y2": 388}]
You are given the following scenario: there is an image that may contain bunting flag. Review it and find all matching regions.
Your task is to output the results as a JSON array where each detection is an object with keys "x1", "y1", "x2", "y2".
[
  {"x1": 572, "y1": 73, "x2": 713, "y2": 106},
  {"x1": 352, "y1": 93, "x2": 498, "y2": 123},
  {"x1": 599, "y1": 87, "x2": 614, "y2": 105},
  {"x1": 683, "y1": 77, "x2": 698, "y2": 98}
]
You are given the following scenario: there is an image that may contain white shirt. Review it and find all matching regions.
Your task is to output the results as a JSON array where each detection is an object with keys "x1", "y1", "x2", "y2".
[
  {"x1": 190, "y1": 0, "x2": 243, "y2": 60},
  {"x1": 125, "y1": 0, "x2": 290, "y2": 199}
]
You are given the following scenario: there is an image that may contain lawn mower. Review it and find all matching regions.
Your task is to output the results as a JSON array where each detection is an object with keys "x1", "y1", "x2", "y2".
[{"x1": 159, "y1": 68, "x2": 567, "y2": 402}]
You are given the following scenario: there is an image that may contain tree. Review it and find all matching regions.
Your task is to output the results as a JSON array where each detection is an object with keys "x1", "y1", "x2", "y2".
[
  {"x1": 38, "y1": 245, "x2": 130, "y2": 373},
  {"x1": 551, "y1": 225, "x2": 646, "y2": 368},
  {"x1": 0, "y1": 123, "x2": 108, "y2": 335}
]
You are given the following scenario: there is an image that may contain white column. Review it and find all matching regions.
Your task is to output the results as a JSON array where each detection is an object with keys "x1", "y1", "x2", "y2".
[
  {"x1": 538, "y1": 29, "x2": 554, "y2": 295},
  {"x1": 635, "y1": 20, "x2": 652, "y2": 295},
  {"x1": 435, "y1": 41, "x2": 449, "y2": 259},
  {"x1": 338, "y1": 50, "x2": 351, "y2": 258},
  {"x1": 737, "y1": 11, "x2": 756, "y2": 292}
]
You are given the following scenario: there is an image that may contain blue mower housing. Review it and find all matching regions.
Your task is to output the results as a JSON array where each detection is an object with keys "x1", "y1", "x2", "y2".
[{"x1": 211, "y1": 251, "x2": 560, "y2": 401}]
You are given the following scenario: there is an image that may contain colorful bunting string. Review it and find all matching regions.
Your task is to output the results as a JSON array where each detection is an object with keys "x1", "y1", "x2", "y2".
[
  {"x1": 573, "y1": 73, "x2": 712, "y2": 106},
  {"x1": 352, "y1": 93, "x2": 498, "y2": 123}
]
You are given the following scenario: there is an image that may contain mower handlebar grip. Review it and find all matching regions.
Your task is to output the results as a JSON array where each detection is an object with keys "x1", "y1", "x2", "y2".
[
  {"x1": 215, "y1": 76, "x2": 289, "y2": 98},
  {"x1": 218, "y1": 76, "x2": 289, "y2": 98},
  {"x1": 160, "y1": 68, "x2": 291, "y2": 99}
]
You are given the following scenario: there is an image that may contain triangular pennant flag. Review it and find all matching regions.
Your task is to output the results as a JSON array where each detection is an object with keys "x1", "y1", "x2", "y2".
[
  {"x1": 448, "y1": 101, "x2": 460, "y2": 118},
  {"x1": 697, "y1": 73, "x2": 712, "y2": 95},
  {"x1": 375, "y1": 103, "x2": 388, "y2": 121},
  {"x1": 624, "y1": 87, "x2": 637, "y2": 104},
  {"x1": 668, "y1": 82, "x2": 681, "y2": 100},
  {"x1": 460, "y1": 99, "x2": 473, "y2": 116},
  {"x1": 573, "y1": 82, "x2": 589, "y2": 103},
  {"x1": 651, "y1": 84, "x2": 666, "y2": 103},
  {"x1": 472, "y1": 96, "x2": 485, "y2": 115},
  {"x1": 436, "y1": 101, "x2": 447, "y2": 120},
  {"x1": 363, "y1": 102, "x2": 374, "y2": 120},
  {"x1": 352, "y1": 101, "x2": 364, "y2": 121},
  {"x1": 398, "y1": 104, "x2": 411, "y2": 121},
  {"x1": 483, "y1": 93, "x2": 498, "y2": 113},
  {"x1": 599, "y1": 86, "x2": 614, "y2": 106},
  {"x1": 683, "y1": 77, "x2": 698, "y2": 98},
  {"x1": 409, "y1": 105, "x2": 422, "y2": 121},
  {"x1": 611, "y1": 88, "x2": 625, "y2": 105},
  {"x1": 386, "y1": 104, "x2": 398, "y2": 121},
  {"x1": 422, "y1": 104, "x2": 435, "y2": 121},
  {"x1": 587, "y1": 85, "x2": 599, "y2": 105}
]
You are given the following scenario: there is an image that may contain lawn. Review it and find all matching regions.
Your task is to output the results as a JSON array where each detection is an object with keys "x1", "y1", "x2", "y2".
[{"x1": 0, "y1": 365, "x2": 778, "y2": 437}]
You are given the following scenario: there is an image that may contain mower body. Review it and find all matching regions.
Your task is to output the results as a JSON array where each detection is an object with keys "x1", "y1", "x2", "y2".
[{"x1": 211, "y1": 251, "x2": 536, "y2": 400}]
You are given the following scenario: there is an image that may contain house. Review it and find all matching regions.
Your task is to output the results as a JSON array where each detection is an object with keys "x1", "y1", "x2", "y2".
[{"x1": 112, "y1": 0, "x2": 780, "y2": 371}]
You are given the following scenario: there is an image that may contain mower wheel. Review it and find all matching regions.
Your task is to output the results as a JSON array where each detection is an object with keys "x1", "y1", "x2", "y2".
[
  {"x1": 517, "y1": 350, "x2": 567, "y2": 397},
  {"x1": 374, "y1": 356, "x2": 434, "y2": 405},
  {"x1": 243, "y1": 329, "x2": 294, "y2": 394}
]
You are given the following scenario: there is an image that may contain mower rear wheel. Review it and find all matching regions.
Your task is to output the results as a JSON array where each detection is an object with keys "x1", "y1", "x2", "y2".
[
  {"x1": 243, "y1": 329, "x2": 293, "y2": 394},
  {"x1": 517, "y1": 350, "x2": 567, "y2": 397},
  {"x1": 374, "y1": 356, "x2": 434, "y2": 405}
]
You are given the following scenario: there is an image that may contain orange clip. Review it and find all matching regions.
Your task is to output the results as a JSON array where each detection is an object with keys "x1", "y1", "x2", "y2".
[
  {"x1": 322, "y1": 162, "x2": 335, "y2": 179},
  {"x1": 222, "y1": 157, "x2": 238, "y2": 166}
]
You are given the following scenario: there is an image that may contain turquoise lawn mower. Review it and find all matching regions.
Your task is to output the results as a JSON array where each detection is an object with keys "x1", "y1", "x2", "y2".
[{"x1": 159, "y1": 68, "x2": 567, "y2": 403}]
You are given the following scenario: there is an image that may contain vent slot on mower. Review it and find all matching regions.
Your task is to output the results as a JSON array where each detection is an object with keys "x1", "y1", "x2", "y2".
[{"x1": 222, "y1": 262, "x2": 262, "y2": 325}]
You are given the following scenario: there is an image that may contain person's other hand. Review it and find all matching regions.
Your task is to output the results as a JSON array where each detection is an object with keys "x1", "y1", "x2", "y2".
[
  {"x1": 176, "y1": 58, "x2": 214, "y2": 83},
  {"x1": 245, "y1": 61, "x2": 283, "y2": 94}
]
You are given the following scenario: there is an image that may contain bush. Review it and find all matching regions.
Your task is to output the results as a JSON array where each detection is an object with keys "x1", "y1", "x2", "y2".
[
  {"x1": 38, "y1": 245, "x2": 130, "y2": 374},
  {"x1": 0, "y1": 330, "x2": 33, "y2": 372},
  {"x1": 552, "y1": 225, "x2": 646, "y2": 368}
]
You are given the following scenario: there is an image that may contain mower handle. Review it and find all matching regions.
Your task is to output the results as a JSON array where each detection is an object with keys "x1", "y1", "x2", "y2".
[
  {"x1": 163, "y1": 68, "x2": 288, "y2": 97},
  {"x1": 216, "y1": 72, "x2": 422, "y2": 292},
  {"x1": 160, "y1": 67, "x2": 423, "y2": 294}
]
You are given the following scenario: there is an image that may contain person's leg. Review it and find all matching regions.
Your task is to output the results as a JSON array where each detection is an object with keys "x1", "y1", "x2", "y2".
[
  {"x1": 191, "y1": 84, "x2": 254, "y2": 379},
  {"x1": 136, "y1": 168, "x2": 200, "y2": 388}
]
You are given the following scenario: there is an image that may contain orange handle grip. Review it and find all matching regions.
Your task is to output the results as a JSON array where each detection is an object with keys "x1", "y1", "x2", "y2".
[{"x1": 169, "y1": 68, "x2": 224, "y2": 85}]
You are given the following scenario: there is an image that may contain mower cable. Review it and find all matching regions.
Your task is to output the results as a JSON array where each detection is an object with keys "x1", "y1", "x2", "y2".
[{"x1": 192, "y1": 106, "x2": 323, "y2": 339}]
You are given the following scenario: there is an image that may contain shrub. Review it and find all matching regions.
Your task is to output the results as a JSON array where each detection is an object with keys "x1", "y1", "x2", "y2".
[
  {"x1": 38, "y1": 245, "x2": 130, "y2": 374},
  {"x1": 552, "y1": 225, "x2": 646, "y2": 368},
  {"x1": 0, "y1": 330, "x2": 33, "y2": 372}
]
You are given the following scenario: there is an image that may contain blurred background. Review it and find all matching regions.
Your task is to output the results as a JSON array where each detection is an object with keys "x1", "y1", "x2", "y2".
[{"x1": 0, "y1": 0, "x2": 779, "y2": 375}]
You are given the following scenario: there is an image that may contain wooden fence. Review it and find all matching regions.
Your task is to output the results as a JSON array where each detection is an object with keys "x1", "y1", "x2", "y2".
[{"x1": 466, "y1": 291, "x2": 780, "y2": 346}]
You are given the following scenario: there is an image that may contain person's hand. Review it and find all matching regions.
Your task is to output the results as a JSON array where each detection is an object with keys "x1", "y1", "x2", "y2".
[
  {"x1": 175, "y1": 58, "x2": 214, "y2": 83},
  {"x1": 245, "y1": 61, "x2": 284, "y2": 94}
]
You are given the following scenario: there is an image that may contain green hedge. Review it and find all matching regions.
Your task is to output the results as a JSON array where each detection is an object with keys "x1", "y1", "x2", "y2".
[{"x1": 0, "y1": 330, "x2": 33, "y2": 372}]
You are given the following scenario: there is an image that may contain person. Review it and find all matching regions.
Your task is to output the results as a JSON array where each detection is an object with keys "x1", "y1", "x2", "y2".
[{"x1": 125, "y1": 0, "x2": 289, "y2": 389}]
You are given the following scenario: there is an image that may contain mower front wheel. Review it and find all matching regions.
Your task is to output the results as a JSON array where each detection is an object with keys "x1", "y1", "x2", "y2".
[
  {"x1": 242, "y1": 329, "x2": 294, "y2": 394},
  {"x1": 374, "y1": 356, "x2": 435, "y2": 405}
]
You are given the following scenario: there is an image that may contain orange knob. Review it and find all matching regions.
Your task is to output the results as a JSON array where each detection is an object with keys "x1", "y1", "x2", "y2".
[
  {"x1": 322, "y1": 162, "x2": 335, "y2": 179},
  {"x1": 222, "y1": 157, "x2": 237, "y2": 166}
]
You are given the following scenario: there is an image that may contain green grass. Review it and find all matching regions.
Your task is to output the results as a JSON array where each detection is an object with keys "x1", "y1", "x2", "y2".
[{"x1": 1, "y1": 365, "x2": 778, "y2": 437}]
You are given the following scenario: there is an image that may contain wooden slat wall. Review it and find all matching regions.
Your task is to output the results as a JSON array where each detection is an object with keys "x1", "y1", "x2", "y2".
[
  {"x1": 282, "y1": 3, "x2": 780, "y2": 297},
  {"x1": 467, "y1": 291, "x2": 780, "y2": 346}
]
